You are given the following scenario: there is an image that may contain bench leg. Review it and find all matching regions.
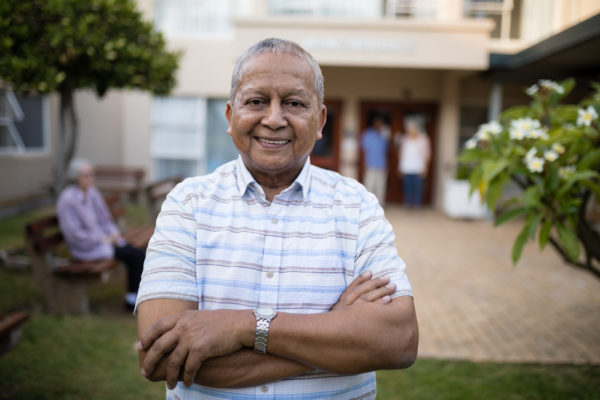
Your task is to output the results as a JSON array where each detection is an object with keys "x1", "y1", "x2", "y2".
[{"x1": 48, "y1": 278, "x2": 93, "y2": 315}]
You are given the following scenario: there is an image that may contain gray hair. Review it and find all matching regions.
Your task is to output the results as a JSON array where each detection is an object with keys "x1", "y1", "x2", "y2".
[
  {"x1": 230, "y1": 38, "x2": 324, "y2": 105},
  {"x1": 67, "y1": 158, "x2": 93, "y2": 183}
]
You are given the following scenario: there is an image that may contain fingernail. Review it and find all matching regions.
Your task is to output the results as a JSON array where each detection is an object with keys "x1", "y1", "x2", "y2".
[
  {"x1": 382, "y1": 276, "x2": 390, "y2": 283},
  {"x1": 362, "y1": 271, "x2": 372, "y2": 278},
  {"x1": 140, "y1": 367, "x2": 146, "y2": 376},
  {"x1": 386, "y1": 283, "x2": 396, "y2": 290},
  {"x1": 382, "y1": 295, "x2": 391, "y2": 303},
  {"x1": 136, "y1": 341, "x2": 142, "y2": 350}
]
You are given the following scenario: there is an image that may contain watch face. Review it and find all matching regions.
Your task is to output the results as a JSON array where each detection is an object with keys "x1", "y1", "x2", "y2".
[{"x1": 256, "y1": 307, "x2": 275, "y2": 318}]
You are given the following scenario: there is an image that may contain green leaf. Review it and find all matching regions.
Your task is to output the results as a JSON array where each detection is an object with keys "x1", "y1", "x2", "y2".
[
  {"x1": 512, "y1": 224, "x2": 530, "y2": 265},
  {"x1": 526, "y1": 213, "x2": 542, "y2": 240},
  {"x1": 578, "y1": 148, "x2": 600, "y2": 170},
  {"x1": 495, "y1": 207, "x2": 529, "y2": 226},
  {"x1": 581, "y1": 180, "x2": 600, "y2": 199},
  {"x1": 557, "y1": 223, "x2": 580, "y2": 262},
  {"x1": 486, "y1": 175, "x2": 507, "y2": 212},
  {"x1": 468, "y1": 165, "x2": 483, "y2": 196},
  {"x1": 482, "y1": 159, "x2": 511, "y2": 184},
  {"x1": 538, "y1": 219, "x2": 553, "y2": 250},
  {"x1": 557, "y1": 171, "x2": 600, "y2": 197},
  {"x1": 523, "y1": 186, "x2": 541, "y2": 207}
]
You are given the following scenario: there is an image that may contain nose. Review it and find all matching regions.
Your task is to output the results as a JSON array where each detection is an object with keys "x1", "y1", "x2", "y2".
[{"x1": 261, "y1": 102, "x2": 287, "y2": 129}]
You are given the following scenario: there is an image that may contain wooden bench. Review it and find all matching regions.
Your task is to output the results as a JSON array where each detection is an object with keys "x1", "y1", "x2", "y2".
[
  {"x1": 24, "y1": 215, "x2": 154, "y2": 314},
  {"x1": 94, "y1": 166, "x2": 146, "y2": 203},
  {"x1": 145, "y1": 176, "x2": 183, "y2": 221},
  {"x1": 0, "y1": 311, "x2": 30, "y2": 356}
]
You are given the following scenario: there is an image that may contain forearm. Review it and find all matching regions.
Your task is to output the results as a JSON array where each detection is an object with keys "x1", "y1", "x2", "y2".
[
  {"x1": 258, "y1": 297, "x2": 418, "y2": 374},
  {"x1": 195, "y1": 349, "x2": 312, "y2": 388}
]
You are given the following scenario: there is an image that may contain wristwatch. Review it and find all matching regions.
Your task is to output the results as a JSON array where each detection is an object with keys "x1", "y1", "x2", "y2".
[{"x1": 253, "y1": 307, "x2": 277, "y2": 354}]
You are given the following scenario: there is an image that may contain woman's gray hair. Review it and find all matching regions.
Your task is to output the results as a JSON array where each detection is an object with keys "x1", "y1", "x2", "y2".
[
  {"x1": 230, "y1": 38, "x2": 324, "y2": 105},
  {"x1": 66, "y1": 158, "x2": 93, "y2": 183}
]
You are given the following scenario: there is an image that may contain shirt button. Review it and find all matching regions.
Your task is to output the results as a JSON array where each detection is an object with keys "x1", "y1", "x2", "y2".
[
  {"x1": 271, "y1": 217, "x2": 278, "y2": 224},
  {"x1": 261, "y1": 385, "x2": 269, "y2": 393},
  {"x1": 266, "y1": 271, "x2": 274, "y2": 279}
]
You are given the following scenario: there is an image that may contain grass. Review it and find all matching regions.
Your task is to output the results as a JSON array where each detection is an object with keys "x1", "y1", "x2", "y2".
[{"x1": 1, "y1": 207, "x2": 600, "y2": 399}]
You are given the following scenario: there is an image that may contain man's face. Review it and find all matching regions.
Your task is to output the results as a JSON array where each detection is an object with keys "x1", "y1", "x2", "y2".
[{"x1": 225, "y1": 53, "x2": 326, "y2": 182}]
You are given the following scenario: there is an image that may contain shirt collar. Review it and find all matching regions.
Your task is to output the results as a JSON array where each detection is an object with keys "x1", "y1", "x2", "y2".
[{"x1": 235, "y1": 155, "x2": 312, "y2": 200}]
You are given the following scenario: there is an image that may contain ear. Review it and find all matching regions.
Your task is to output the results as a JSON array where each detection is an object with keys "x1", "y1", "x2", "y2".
[
  {"x1": 225, "y1": 101, "x2": 233, "y2": 137},
  {"x1": 316, "y1": 104, "x2": 327, "y2": 140}
]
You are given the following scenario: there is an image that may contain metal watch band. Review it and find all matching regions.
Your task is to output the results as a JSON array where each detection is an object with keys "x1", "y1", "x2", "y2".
[
  {"x1": 253, "y1": 308, "x2": 276, "y2": 354},
  {"x1": 254, "y1": 316, "x2": 270, "y2": 353}
]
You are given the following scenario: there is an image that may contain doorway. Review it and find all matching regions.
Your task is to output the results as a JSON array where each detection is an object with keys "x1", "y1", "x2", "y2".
[
  {"x1": 311, "y1": 99, "x2": 342, "y2": 171},
  {"x1": 359, "y1": 102, "x2": 438, "y2": 205}
]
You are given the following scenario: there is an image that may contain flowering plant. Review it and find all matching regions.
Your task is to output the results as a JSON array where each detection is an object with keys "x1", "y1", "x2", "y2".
[{"x1": 459, "y1": 79, "x2": 600, "y2": 277}]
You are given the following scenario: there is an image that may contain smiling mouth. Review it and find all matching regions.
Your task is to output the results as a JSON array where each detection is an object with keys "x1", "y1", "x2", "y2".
[{"x1": 256, "y1": 137, "x2": 291, "y2": 145}]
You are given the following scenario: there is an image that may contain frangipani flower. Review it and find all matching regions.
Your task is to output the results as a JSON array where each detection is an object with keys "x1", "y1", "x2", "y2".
[
  {"x1": 544, "y1": 150, "x2": 559, "y2": 162},
  {"x1": 465, "y1": 137, "x2": 477, "y2": 149},
  {"x1": 576, "y1": 106, "x2": 598, "y2": 127},
  {"x1": 539, "y1": 79, "x2": 565, "y2": 94},
  {"x1": 526, "y1": 84, "x2": 539, "y2": 96},
  {"x1": 559, "y1": 165, "x2": 576, "y2": 179},
  {"x1": 525, "y1": 147, "x2": 537, "y2": 161},
  {"x1": 510, "y1": 118, "x2": 542, "y2": 140},
  {"x1": 552, "y1": 143, "x2": 565, "y2": 154},
  {"x1": 526, "y1": 157, "x2": 545, "y2": 173},
  {"x1": 475, "y1": 121, "x2": 502, "y2": 141}
]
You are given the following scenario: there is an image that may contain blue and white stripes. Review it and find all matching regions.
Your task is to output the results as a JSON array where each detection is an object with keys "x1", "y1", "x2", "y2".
[{"x1": 137, "y1": 156, "x2": 412, "y2": 399}]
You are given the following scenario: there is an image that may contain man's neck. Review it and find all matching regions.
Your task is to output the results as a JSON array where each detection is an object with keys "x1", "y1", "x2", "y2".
[{"x1": 247, "y1": 165, "x2": 304, "y2": 202}]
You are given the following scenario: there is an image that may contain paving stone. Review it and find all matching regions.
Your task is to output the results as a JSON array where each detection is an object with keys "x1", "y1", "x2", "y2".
[{"x1": 385, "y1": 206, "x2": 600, "y2": 364}]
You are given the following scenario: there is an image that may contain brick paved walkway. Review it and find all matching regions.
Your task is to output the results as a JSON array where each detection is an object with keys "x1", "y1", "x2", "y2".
[{"x1": 385, "y1": 206, "x2": 600, "y2": 364}]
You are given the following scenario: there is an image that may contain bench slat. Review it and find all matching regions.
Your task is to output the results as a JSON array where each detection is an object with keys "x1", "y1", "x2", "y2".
[{"x1": 0, "y1": 311, "x2": 30, "y2": 339}]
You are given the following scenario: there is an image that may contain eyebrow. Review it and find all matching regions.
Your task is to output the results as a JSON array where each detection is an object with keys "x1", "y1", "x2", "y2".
[{"x1": 238, "y1": 88, "x2": 311, "y2": 99}]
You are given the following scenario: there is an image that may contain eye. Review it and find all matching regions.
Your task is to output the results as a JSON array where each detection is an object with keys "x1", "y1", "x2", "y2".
[
  {"x1": 286, "y1": 100, "x2": 304, "y2": 108},
  {"x1": 247, "y1": 98, "x2": 265, "y2": 106}
]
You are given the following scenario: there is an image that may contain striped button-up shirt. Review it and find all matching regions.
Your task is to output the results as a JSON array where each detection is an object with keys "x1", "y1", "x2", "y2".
[{"x1": 137, "y1": 156, "x2": 412, "y2": 400}]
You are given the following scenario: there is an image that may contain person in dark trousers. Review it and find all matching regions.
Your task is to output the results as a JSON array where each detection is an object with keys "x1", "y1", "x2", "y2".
[{"x1": 57, "y1": 158, "x2": 144, "y2": 309}]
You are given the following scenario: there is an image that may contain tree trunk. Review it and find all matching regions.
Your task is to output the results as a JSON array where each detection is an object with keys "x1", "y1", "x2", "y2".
[{"x1": 54, "y1": 89, "x2": 79, "y2": 197}]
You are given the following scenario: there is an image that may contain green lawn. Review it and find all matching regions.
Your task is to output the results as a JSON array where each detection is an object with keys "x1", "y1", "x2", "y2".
[{"x1": 1, "y1": 208, "x2": 599, "y2": 399}]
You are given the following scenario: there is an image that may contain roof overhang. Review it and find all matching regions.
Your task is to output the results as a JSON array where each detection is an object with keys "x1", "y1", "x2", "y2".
[
  {"x1": 488, "y1": 13, "x2": 600, "y2": 84},
  {"x1": 233, "y1": 17, "x2": 494, "y2": 70}
]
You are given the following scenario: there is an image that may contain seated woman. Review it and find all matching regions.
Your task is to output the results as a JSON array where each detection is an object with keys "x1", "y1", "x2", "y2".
[{"x1": 57, "y1": 158, "x2": 144, "y2": 310}]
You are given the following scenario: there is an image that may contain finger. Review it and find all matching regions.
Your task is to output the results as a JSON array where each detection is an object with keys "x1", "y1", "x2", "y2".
[
  {"x1": 353, "y1": 276, "x2": 390, "y2": 298},
  {"x1": 182, "y1": 351, "x2": 203, "y2": 388},
  {"x1": 360, "y1": 282, "x2": 396, "y2": 302},
  {"x1": 166, "y1": 344, "x2": 188, "y2": 390},
  {"x1": 139, "y1": 315, "x2": 178, "y2": 351},
  {"x1": 343, "y1": 271, "x2": 372, "y2": 298},
  {"x1": 142, "y1": 332, "x2": 178, "y2": 376},
  {"x1": 340, "y1": 271, "x2": 373, "y2": 304}
]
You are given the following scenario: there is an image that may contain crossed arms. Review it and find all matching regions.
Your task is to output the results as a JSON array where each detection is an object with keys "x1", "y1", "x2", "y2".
[{"x1": 137, "y1": 272, "x2": 418, "y2": 389}]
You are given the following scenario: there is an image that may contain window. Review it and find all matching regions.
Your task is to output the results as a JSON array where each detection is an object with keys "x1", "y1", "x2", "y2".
[
  {"x1": 154, "y1": 0, "x2": 251, "y2": 37},
  {"x1": 269, "y1": 0, "x2": 381, "y2": 18},
  {"x1": 464, "y1": 0, "x2": 519, "y2": 40},
  {"x1": 152, "y1": 97, "x2": 237, "y2": 180},
  {"x1": 0, "y1": 89, "x2": 49, "y2": 154}
]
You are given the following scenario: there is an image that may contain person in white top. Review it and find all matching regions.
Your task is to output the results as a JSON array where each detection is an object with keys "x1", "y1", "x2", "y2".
[{"x1": 397, "y1": 119, "x2": 431, "y2": 207}]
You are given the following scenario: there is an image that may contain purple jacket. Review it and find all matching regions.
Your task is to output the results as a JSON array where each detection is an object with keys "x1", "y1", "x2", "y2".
[{"x1": 56, "y1": 185, "x2": 119, "y2": 260}]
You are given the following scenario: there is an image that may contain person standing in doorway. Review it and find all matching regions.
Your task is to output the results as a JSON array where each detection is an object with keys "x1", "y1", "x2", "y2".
[
  {"x1": 360, "y1": 115, "x2": 389, "y2": 205},
  {"x1": 397, "y1": 119, "x2": 431, "y2": 208}
]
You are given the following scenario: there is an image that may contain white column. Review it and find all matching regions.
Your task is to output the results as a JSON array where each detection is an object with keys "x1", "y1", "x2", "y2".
[
  {"x1": 488, "y1": 82, "x2": 503, "y2": 122},
  {"x1": 434, "y1": 71, "x2": 462, "y2": 208}
]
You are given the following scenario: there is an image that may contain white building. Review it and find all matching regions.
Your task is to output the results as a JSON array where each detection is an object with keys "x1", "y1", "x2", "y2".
[{"x1": 1, "y1": 0, "x2": 599, "y2": 211}]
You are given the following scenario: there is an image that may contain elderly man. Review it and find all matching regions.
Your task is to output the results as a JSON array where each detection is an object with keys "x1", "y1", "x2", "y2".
[{"x1": 136, "y1": 38, "x2": 418, "y2": 399}]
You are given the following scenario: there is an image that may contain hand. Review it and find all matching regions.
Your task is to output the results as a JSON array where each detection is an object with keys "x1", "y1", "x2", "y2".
[
  {"x1": 138, "y1": 309, "x2": 252, "y2": 389},
  {"x1": 104, "y1": 233, "x2": 121, "y2": 244},
  {"x1": 331, "y1": 271, "x2": 396, "y2": 311}
]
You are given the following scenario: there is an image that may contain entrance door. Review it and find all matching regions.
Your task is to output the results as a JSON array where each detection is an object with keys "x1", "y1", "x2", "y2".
[
  {"x1": 311, "y1": 99, "x2": 342, "y2": 171},
  {"x1": 359, "y1": 102, "x2": 438, "y2": 205}
]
